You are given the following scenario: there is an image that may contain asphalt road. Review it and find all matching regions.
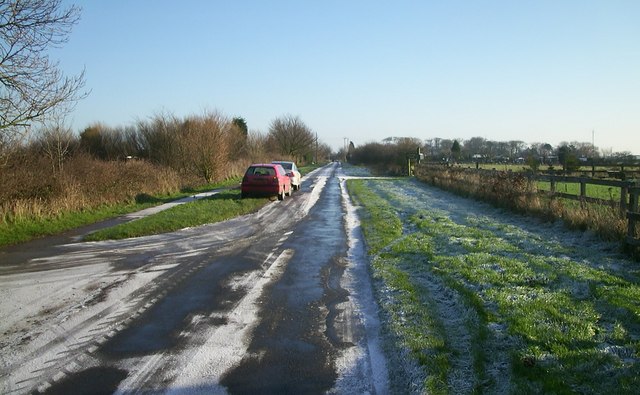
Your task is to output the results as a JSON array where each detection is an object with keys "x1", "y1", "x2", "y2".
[{"x1": 0, "y1": 163, "x2": 386, "y2": 394}]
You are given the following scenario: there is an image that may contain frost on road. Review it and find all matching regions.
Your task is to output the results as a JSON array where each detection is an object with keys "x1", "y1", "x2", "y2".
[{"x1": 0, "y1": 163, "x2": 388, "y2": 394}]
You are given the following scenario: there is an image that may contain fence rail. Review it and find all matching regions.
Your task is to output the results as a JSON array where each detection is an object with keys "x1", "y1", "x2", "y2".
[
  {"x1": 533, "y1": 174, "x2": 634, "y2": 212},
  {"x1": 531, "y1": 174, "x2": 639, "y2": 249}
]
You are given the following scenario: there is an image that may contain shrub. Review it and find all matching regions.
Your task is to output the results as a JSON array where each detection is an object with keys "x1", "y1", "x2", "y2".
[{"x1": 0, "y1": 153, "x2": 181, "y2": 224}]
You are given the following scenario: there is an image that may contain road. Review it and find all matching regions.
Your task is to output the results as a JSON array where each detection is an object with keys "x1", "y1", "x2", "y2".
[{"x1": 0, "y1": 163, "x2": 388, "y2": 394}]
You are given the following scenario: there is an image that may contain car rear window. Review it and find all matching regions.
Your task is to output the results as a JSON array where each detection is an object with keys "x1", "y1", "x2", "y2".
[{"x1": 247, "y1": 166, "x2": 275, "y2": 176}]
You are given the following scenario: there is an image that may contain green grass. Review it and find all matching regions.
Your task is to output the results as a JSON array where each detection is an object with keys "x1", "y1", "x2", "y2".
[
  {"x1": 0, "y1": 178, "x2": 242, "y2": 247},
  {"x1": 84, "y1": 189, "x2": 267, "y2": 241},
  {"x1": 0, "y1": 203, "x2": 156, "y2": 247},
  {"x1": 347, "y1": 178, "x2": 640, "y2": 394},
  {"x1": 299, "y1": 162, "x2": 325, "y2": 175},
  {"x1": 347, "y1": 180, "x2": 402, "y2": 254},
  {"x1": 347, "y1": 179, "x2": 450, "y2": 393},
  {"x1": 458, "y1": 163, "x2": 531, "y2": 172},
  {"x1": 537, "y1": 181, "x2": 623, "y2": 201}
]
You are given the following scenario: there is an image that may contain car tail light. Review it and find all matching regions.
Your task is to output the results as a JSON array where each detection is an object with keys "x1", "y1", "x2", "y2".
[{"x1": 272, "y1": 176, "x2": 279, "y2": 185}]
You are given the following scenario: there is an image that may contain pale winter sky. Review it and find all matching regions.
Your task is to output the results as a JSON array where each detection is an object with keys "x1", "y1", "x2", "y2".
[{"x1": 54, "y1": 0, "x2": 639, "y2": 154}]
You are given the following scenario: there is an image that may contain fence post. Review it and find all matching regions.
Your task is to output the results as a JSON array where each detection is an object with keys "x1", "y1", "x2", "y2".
[
  {"x1": 629, "y1": 188, "x2": 639, "y2": 240},
  {"x1": 630, "y1": 188, "x2": 640, "y2": 247},
  {"x1": 621, "y1": 184, "x2": 629, "y2": 215},
  {"x1": 550, "y1": 178, "x2": 556, "y2": 193},
  {"x1": 580, "y1": 179, "x2": 587, "y2": 199},
  {"x1": 631, "y1": 187, "x2": 639, "y2": 212}
]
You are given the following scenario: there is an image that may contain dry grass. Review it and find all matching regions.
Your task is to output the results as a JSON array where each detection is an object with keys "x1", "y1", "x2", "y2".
[{"x1": 1, "y1": 153, "x2": 182, "y2": 224}]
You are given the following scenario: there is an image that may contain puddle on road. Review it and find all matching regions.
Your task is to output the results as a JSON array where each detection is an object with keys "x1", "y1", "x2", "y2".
[{"x1": 42, "y1": 367, "x2": 128, "y2": 395}]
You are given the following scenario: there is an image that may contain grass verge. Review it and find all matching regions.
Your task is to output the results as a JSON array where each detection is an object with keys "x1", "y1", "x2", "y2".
[
  {"x1": 348, "y1": 179, "x2": 452, "y2": 393},
  {"x1": 85, "y1": 188, "x2": 266, "y2": 241},
  {"x1": 348, "y1": 177, "x2": 640, "y2": 394},
  {"x1": 0, "y1": 178, "x2": 241, "y2": 247}
]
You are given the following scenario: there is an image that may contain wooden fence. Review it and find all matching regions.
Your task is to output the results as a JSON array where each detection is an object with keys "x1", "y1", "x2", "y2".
[
  {"x1": 419, "y1": 163, "x2": 640, "y2": 250},
  {"x1": 627, "y1": 187, "x2": 640, "y2": 248},
  {"x1": 535, "y1": 174, "x2": 632, "y2": 211},
  {"x1": 532, "y1": 174, "x2": 639, "y2": 248}
]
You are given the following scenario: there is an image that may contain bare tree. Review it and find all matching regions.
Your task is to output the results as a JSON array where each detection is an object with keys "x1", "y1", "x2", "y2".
[
  {"x1": 180, "y1": 112, "x2": 231, "y2": 183},
  {"x1": 245, "y1": 130, "x2": 270, "y2": 162},
  {"x1": 316, "y1": 141, "x2": 332, "y2": 162},
  {"x1": 267, "y1": 115, "x2": 315, "y2": 162},
  {"x1": 464, "y1": 137, "x2": 487, "y2": 157},
  {"x1": 508, "y1": 140, "x2": 526, "y2": 159},
  {"x1": 36, "y1": 121, "x2": 76, "y2": 173},
  {"x1": 0, "y1": 0, "x2": 87, "y2": 157},
  {"x1": 135, "y1": 113, "x2": 182, "y2": 168}
]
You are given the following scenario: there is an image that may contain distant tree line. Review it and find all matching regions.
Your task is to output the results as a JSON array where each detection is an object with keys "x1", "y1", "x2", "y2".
[
  {"x1": 348, "y1": 136, "x2": 638, "y2": 176},
  {"x1": 421, "y1": 136, "x2": 635, "y2": 163}
]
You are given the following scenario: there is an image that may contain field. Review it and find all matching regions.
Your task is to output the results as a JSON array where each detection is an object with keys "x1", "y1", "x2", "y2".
[
  {"x1": 458, "y1": 162, "x2": 640, "y2": 176},
  {"x1": 536, "y1": 181, "x2": 623, "y2": 201},
  {"x1": 347, "y1": 177, "x2": 640, "y2": 394}
]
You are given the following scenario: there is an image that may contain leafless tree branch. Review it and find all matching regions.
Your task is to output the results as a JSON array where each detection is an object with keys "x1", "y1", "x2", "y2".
[{"x1": 0, "y1": 0, "x2": 87, "y2": 155}]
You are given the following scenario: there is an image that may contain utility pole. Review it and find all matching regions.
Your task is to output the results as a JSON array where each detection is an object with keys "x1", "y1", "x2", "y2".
[{"x1": 343, "y1": 137, "x2": 349, "y2": 162}]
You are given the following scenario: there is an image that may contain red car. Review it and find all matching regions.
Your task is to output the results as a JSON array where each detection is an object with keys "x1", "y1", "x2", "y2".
[{"x1": 241, "y1": 163, "x2": 292, "y2": 200}]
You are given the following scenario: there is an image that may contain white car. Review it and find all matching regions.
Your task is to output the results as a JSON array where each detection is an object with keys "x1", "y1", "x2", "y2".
[{"x1": 272, "y1": 161, "x2": 301, "y2": 191}]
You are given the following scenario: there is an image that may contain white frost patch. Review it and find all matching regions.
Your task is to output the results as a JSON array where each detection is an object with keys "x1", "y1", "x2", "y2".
[
  {"x1": 329, "y1": 176, "x2": 389, "y2": 394},
  {"x1": 155, "y1": 249, "x2": 294, "y2": 395},
  {"x1": 300, "y1": 175, "x2": 327, "y2": 216},
  {"x1": 0, "y1": 259, "x2": 169, "y2": 393}
]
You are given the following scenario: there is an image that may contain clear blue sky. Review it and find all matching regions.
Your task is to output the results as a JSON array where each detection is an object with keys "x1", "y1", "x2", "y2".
[{"x1": 54, "y1": 0, "x2": 640, "y2": 154}]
